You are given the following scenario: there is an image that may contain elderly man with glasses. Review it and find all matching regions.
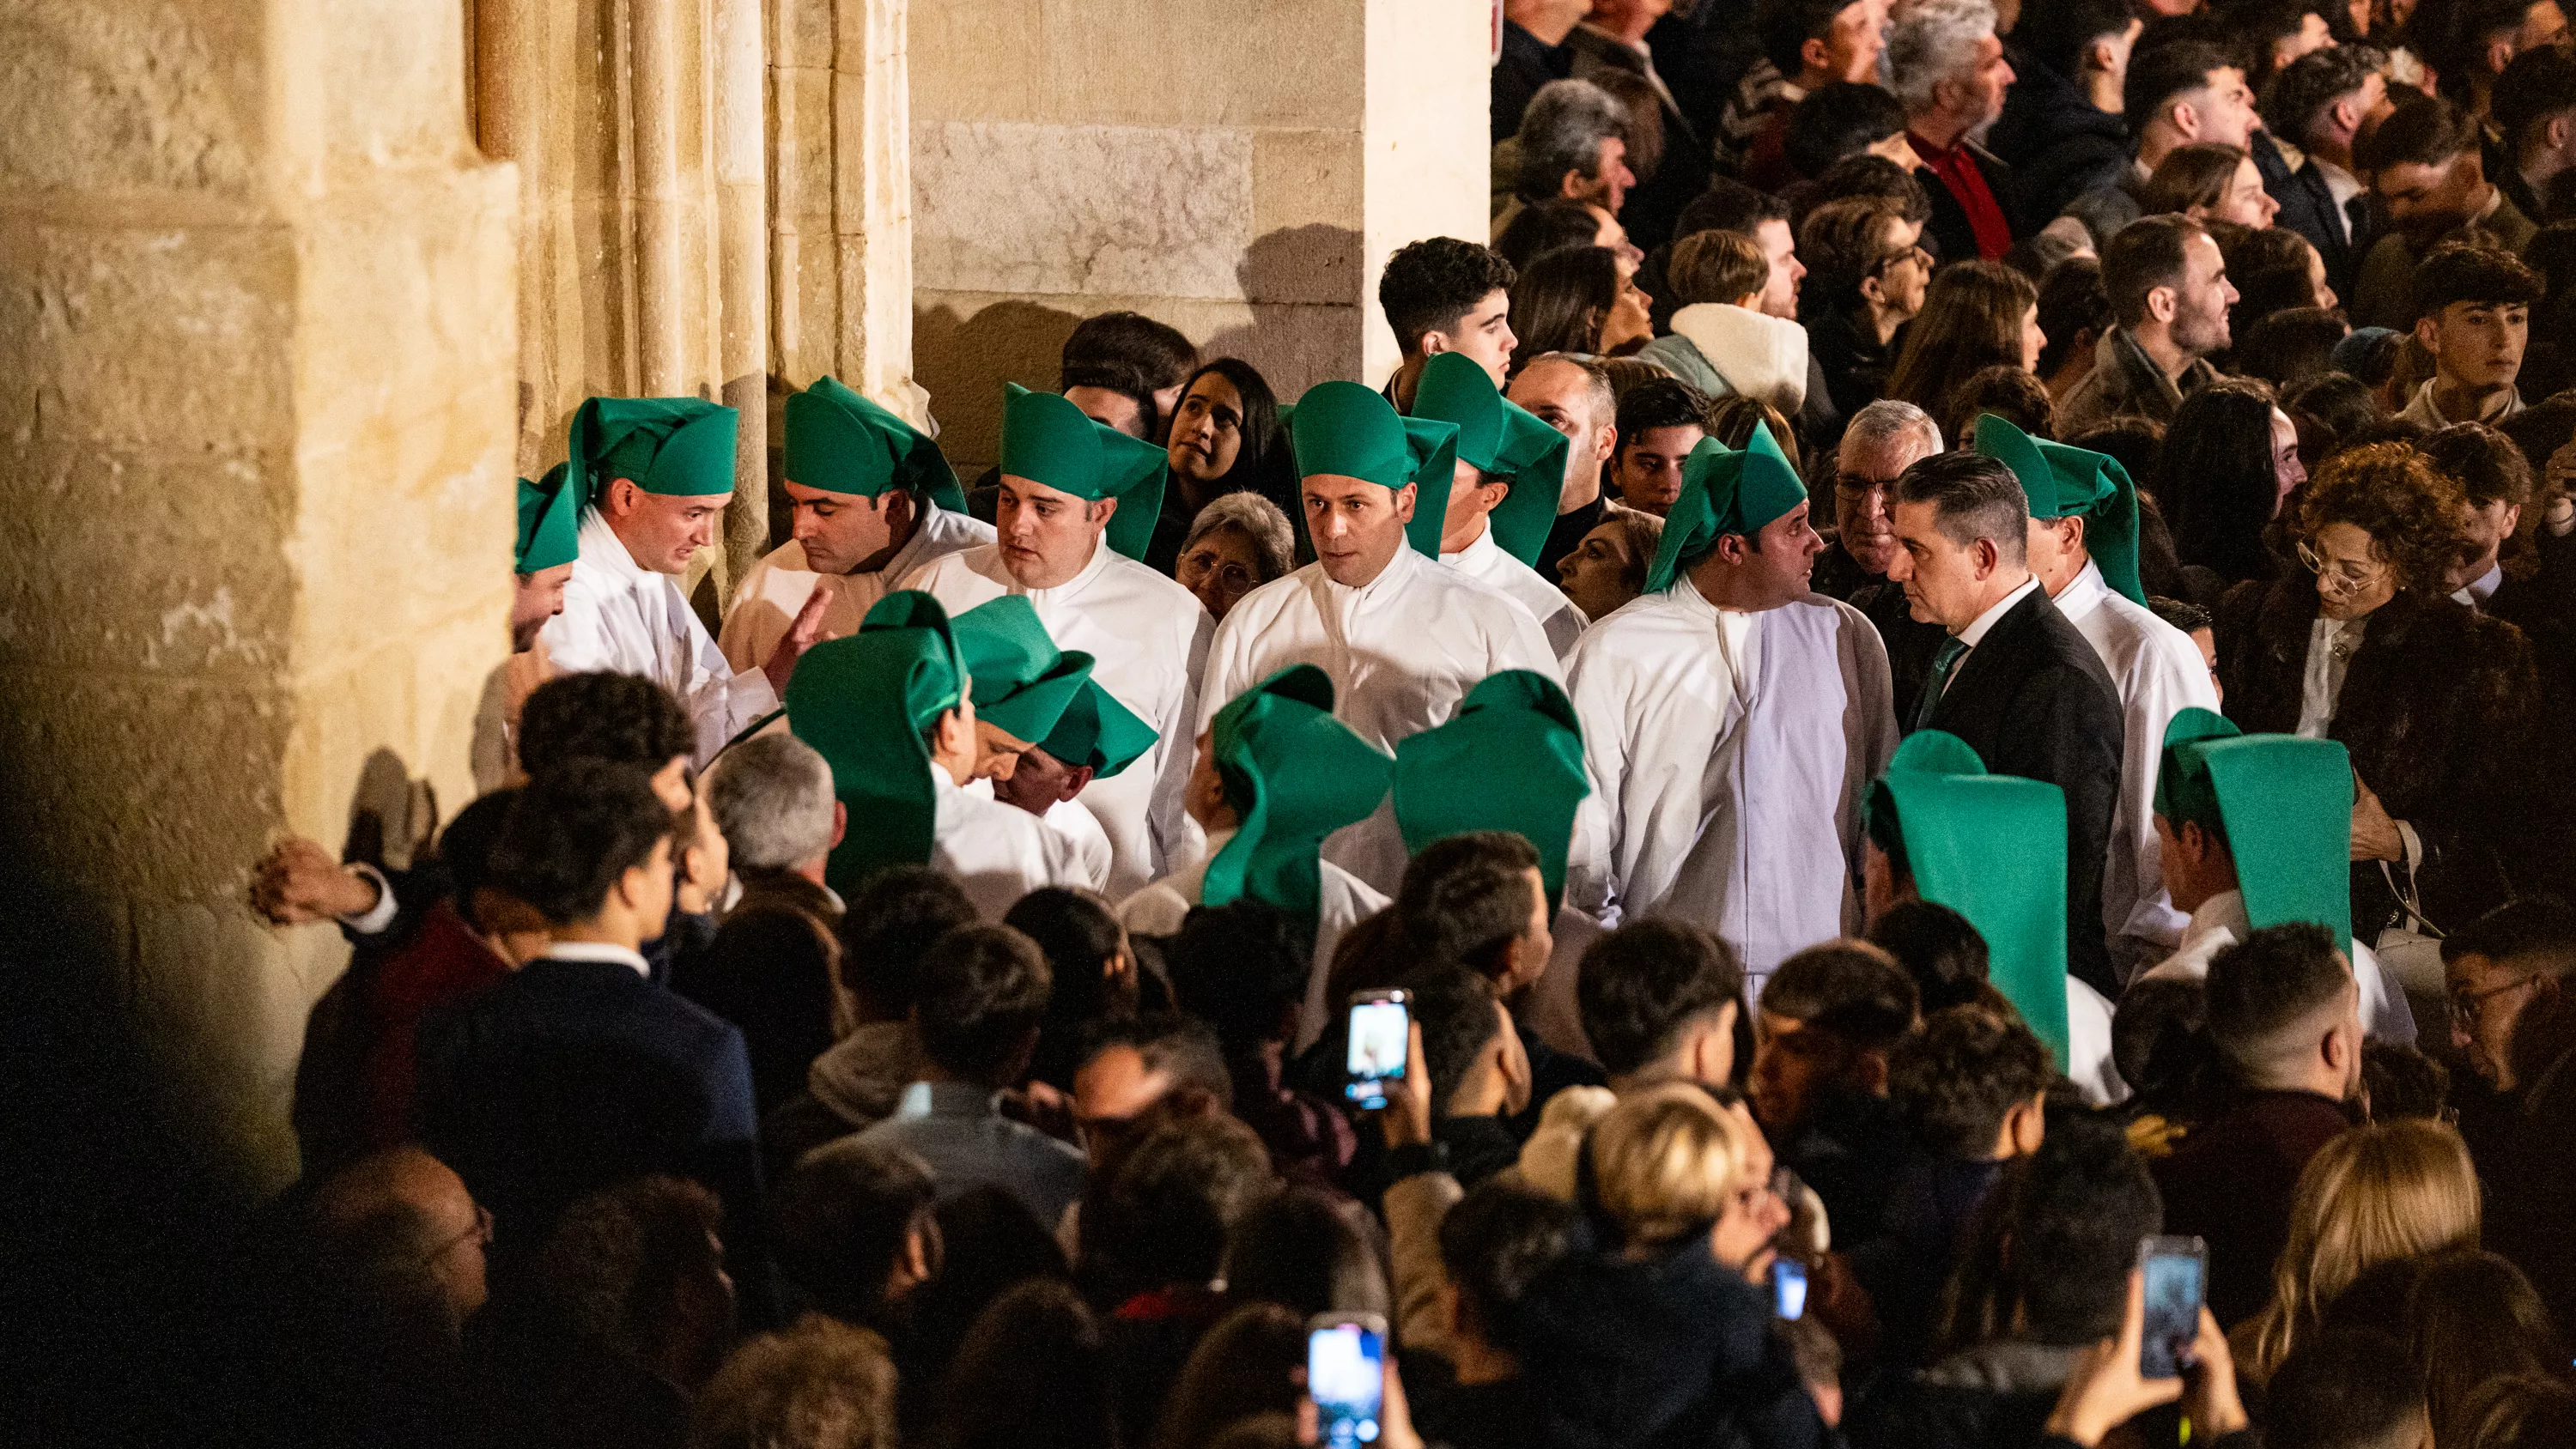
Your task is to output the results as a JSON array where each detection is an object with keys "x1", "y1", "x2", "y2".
[
  {"x1": 1818, "y1": 401, "x2": 1957, "y2": 724},
  {"x1": 2440, "y1": 898, "x2": 2576, "y2": 1331}
]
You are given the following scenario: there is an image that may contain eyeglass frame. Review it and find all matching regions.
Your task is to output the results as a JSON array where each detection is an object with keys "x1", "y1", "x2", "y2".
[
  {"x1": 2294, "y1": 537, "x2": 2390, "y2": 594},
  {"x1": 2448, "y1": 973, "x2": 2543, "y2": 1029},
  {"x1": 1868, "y1": 242, "x2": 1932, "y2": 279},
  {"x1": 416, "y1": 1202, "x2": 495, "y2": 1267}
]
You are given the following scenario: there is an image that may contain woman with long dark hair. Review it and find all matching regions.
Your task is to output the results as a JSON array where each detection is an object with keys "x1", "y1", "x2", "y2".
[
  {"x1": 2157, "y1": 379, "x2": 2301, "y2": 585},
  {"x1": 1883, "y1": 259, "x2": 2042, "y2": 433},
  {"x1": 1506, "y1": 246, "x2": 1653, "y2": 373},
  {"x1": 1145, "y1": 358, "x2": 1297, "y2": 576}
]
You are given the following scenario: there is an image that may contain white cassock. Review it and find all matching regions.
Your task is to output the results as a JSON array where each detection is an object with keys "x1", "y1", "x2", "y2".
[
  {"x1": 1042, "y1": 797, "x2": 1114, "y2": 894},
  {"x1": 2055, "y1": 561, "x2": 2222, "y2": 981},
  {"x1": 544, "y1": 508, "x2": 778, "y2": 766},
  {"x1": 1200, "y1": 545, "x2": 1563, "y2": 894},
  {"x1": 716, "y1": 508, "x2": 994, "y2": 674},
  {"x1": 1444, "y1": 526, "x2": 1587, "y2": 660},
  {"x1": 2140, "y1": 888, "x2": 2420, "y2": 1044},
  {"x1": 906, "y1": 542, "x2": 1211, "y2": 900},
  {"x1": 1564, "y1": 582, "x2": 1899, "y2": 992},
  {"x1": 932, "y1": 768, "x2": 1091, "y2": 922},
  {"x1": 1118, "y1": 826, "x2": 1392, "y2": 1052},
  {"x1": 2064, "y1": 979, "x2": 2123, "y2": 1106}
]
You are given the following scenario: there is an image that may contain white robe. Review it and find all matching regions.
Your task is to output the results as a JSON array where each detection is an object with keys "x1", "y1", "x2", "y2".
[
  {"x1": 2055, "y1": 561, "x2": 2222, "y2": 981},
  {"x1": 716, "y1": 507, "x2": 993, "y2": 674},
  {"x1": 1117, "y1": 826, "x2": 1392, "y2": 1052},
  {"x1": 1445, "y1": 525, "x2": 1587, "y2": 660},
  {"x1": 932, "y1": 767, "x2": 1091, "y2": 922},
  {"x1": 543, "y1": 508, "x2": 778, "y2": 766},
  {"x1": 2140, "y1": 888, "x2": 2419, "y2": 1045},
  {"x1": 1042, "y1": 797, "x2": 1115, "y2": 894},
  {"x1": 1564, "y1": 581, "x2": 1898, "y2": 991},
  {"x1": 1200, "y1": 545, "x2": 1563, "y2": 894},
  {"x1": 905, "y1": 541, "x2": 1212, "y2": 900},
  {"x1": 2065, "y1": 977, "x2": 2123, "y2": 1106}
]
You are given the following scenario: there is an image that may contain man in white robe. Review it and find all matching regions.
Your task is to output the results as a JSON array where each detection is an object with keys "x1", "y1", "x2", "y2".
[
  {"x1": 1974, "y1": 415, "x2": 2221, "y2": 981},
  {"x1": 1565, "y1": 424, "x2": 1899, "y2": 991},
  {"x1": 1201, "y1": 381, "x2": 1560, "y2": 894},
  {"x1": 1409, "y1": 352, "x2": 1588, "y2": 658},
  {"x1": 907, "y1": 384, "x2": 1211, "y2": 900},
  {"x1": 998, "y1": 675, "x2": 1163, "y2": 900},
  {"x1": 720, "y1": 377, "x2": 993, "y2": 673},
  {"x1": 543, "y1": 397, "x2": 817, "y2": 765}
]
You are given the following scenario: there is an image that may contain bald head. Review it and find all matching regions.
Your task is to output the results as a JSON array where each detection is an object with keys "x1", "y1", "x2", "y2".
[{"x1": 311, "y1": 1146, "x2": 491, "y2": 1330}]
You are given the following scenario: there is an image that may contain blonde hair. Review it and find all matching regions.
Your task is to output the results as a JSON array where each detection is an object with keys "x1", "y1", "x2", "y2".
[
  {"x1": 1668, "y1": 230, "x2": 1771, "y2": 307},
  {"x1": 1587, "y1": 1082, "x2": 1758, "y2": 1249},
  {"x1": 2245, "y1": 1119, "x2": 2482, "y2": 1378}
]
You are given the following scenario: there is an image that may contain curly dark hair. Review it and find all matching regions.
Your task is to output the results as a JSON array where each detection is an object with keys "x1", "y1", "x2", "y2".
[
  {"x1": 2298, "y1": 442, "x2": 2473, "y2": 596},
  {"x1": 519, "y1": 671, "x2": 695, "y2": 775},
  {"x1": 1379, "y1": 237, "x2": 1517, "y2": 357}
]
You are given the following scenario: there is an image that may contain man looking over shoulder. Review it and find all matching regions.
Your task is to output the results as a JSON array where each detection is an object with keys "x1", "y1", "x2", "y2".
[{"x1": 1379, "y1": 238, "x2": 1520, "y2": 413}]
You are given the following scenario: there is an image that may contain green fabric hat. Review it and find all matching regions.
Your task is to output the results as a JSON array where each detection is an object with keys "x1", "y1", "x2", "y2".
[
  {"x1": 951, "y1": 596, "x2": 1093, "y2": 748},
  {"x1": 1284, "y1": 380, "x2": 1463, "y2": 559},
  {"x1": 1643, "y1": 422, "x2": 1808, "y2": 593},
  {"x1": 1865, "y1": 731, "x2": 2074, "y2": 1067},
  {"x1": 1203, "y1": 665, "x2": 1395, "y2": 936},
  {"x1": 1409, "y1": 353, "x2": 1573, "y2": 567},
  {"x1": 999, "y1": 382, "x2": 1170, "y2": 561},
  {"x1": 784, "y1": 376, "x2": 969, "y2": 514},
  {"x1": 1391, "y1": 670, "x2": 1590, "y2": 912},
  {"x1": 569, "y1": 397, "x2": 740, "y2": 504},
  {"x1": 785, "y1": 590, "x2": 966, "y2": 896},
  {"x1": 2154, "y1": 708, "x2": 2354, "y2": 946},
  {"x1": 514, "y1": 463, "x2": 582, "y2": 574},
  {"x1": 1038, "y1": 680, "x2": 1158, "y2": 779},
  {"x1": 1973, "y1": 414, "x2": 2144, "y2": 605}
]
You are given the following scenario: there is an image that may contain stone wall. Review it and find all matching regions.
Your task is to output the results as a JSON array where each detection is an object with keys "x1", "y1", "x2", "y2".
[
  {"x1": 908, "y1": 0, "x2": 1492, "y2": 473},
  {"x1": 1, "y1": 0, "x2": 519, "y2": 1184}
]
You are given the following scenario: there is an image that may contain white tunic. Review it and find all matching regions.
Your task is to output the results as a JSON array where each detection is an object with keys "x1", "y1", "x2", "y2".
[
  {"x1": 1200, "y1": 545, "x2": 1564, "y2": 894},
  {"x1": 716, "y1": 507, "x2": 994, "y2": 674},
  {"x1": 932, "y1": 767, "x2": 1091, "y2": 922},
  {"x1": 2054, "y1": 561, "x2": 2222, "y2": 981},
  {"x1": 906, "y1": 541, "x2": 1212, "y2": 901},
  {"x1": 1118, "y1": 826, "x2": 1392, "y2": 1052},
  {"x1": 2141, "y1": 888, "x2": 2419, "y2": 1044},
  {"x1": 1564, "y1": 581, "x2": 1898, "y2": 989},
  {"x1": 2065, "y1": 977, "x2": 2123, "y2": 1106},
  {"x1": 543, "y1": 508, "x2": 779, "y2": 766},
  {"x1": 1042, "y1": 797, "x2": 1115, "y2": 894},
  {"x1": 1445, "y1": 525, "x2": 1588, "y2": 660}
]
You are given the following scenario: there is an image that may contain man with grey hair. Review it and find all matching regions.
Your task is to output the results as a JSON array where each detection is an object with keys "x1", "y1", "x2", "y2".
[
  {"x1": 1498, "y1": 79, "x2": 1637, "y2": 239},
  {"x1": 1890, "y1": 0, "x2": 2020, "y2": 264},
  {"x1": 1821, "y1": 400, "x2": 1955, "y2": 722}
]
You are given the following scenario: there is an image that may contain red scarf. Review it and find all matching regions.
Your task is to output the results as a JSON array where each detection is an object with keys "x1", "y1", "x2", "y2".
[{"x1": 1910, "y1": 131, "x2": 2013, "y2": 261}]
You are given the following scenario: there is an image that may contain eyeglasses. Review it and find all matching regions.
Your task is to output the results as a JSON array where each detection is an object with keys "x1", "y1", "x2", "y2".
[
  {"x1": 417, "y1": 1203, "x2": 494, "y2": 1267},
  {"x1": 1833, "y1": 472, "x2": 1900, "y2": 496},
  {"x1": 1869, "y1": 244, "x2": 1932, "y2": 277},
  {"x1": 2449, "y1": 973, "x2": 2542, "y2": 1028},
  {"x1": 2295, "y1": 539, "x2": 2388, "y2": 594}
]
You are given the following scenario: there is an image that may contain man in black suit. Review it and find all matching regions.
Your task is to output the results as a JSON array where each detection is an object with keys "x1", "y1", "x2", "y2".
[
  {"x1": 416, "y1": 760, "x2": 762, "y2": 1279},
  {"x1": 2262, "y1": 45, "x2": 2392, "y2": 302},
  {"x1": 1885, "y1": 452, "x2": 2123, "y2": 995}
]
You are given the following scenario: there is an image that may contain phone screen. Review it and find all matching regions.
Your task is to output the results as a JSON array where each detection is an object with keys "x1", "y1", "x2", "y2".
[
  {"x1": 2138, "y1": 1246, "x2": 2205, "y2": 1380},
  {"x1": 1346, "y1": 998, "x2": 1409, "y2": 1106},
  {"x1": 1773, "y1": 1258, "x2": 1808, "y2": 1321},
  {"x1": 1309, "y1": 1321, "x2": 1385, "y2": 1448}
]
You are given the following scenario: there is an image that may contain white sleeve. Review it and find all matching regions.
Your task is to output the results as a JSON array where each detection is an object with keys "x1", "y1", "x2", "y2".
[
  {"x1": 340, "y1": 862, "x2": 399, "y2": 937},
  {"x1": 1562, "y1": 643, "x2": 1625, "y2": 918},
  {"x1": 539, "y1": 576, "x2": 623, "y2": 676},
  {"x1": 683, "y1": 625, "x2": 781, "y2": 766},
  {"x1": 1148, "y1": 609, "x2": 1215, "y2": 879}
]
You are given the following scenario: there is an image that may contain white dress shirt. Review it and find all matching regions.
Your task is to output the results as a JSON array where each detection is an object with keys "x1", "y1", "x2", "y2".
[{"x1": 544, "y1": 508, "x2": 780, "y2": 765}]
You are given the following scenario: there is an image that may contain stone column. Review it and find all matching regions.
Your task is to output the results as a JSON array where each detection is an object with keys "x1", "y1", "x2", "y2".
[
  {"x1": 1, "y1": 0, "x2": 519, "y2": 1183},
  {"x1": 908, "y1": 0, "x2": 1492, "y2": 472}
]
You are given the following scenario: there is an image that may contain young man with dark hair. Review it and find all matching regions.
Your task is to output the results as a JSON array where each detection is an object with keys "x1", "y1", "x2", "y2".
[
  {"x1": 1396, "y1": 831, "x2": 1604, "y2": 1125},
  {"x1": 1377, "y1": 237, "x2": 1520, "y2": 409},
  {"x1": 2062, "y1": 40, "x2": 2260, "y2": 244},
  {"x1": 1577, "y1": 919, "x2": 1749, "y2": 1091},
  {"x1": 2494, "y1": 41, "x2": 2576, "y2": 223},
  {"x1": 2422, "y1": 422, "x2": 2536, "y2": 605},
  {"x1": 2263, "y1": 45, "x2": 2396, "y2": 297},
  {"x1": 2058, "y1": 214, "x2": 2237, "y2": 435},
  {"x1": 516, "y1": 1176, "x2": 738, "y2": 1435},
  {"x1": 2399, "y1": 245, "x2": 2543, "y2": 428},
  {"x1": 2154, "y1": 921, "x2": 2364, "y2": 1325},
  {"x1": 1166, "y1": 898, "x2": 1358, "y2": 1182},
  {"x1": 2442, "y1": 896, "x2": 2576, "y2": 1325},
  {"x1": 1723, "y1": 0, "x2": 1892, "y2": 191},
  {"x1": 1403, "y1": 1179, "x2": 1580, "y2": 1449},
  {"x1": 1067, "y1": 1014, "x2": 1234, "y2": 1172},
  {"x1": 1061, "y1": 310, "x2": 1200, "y2": 442},
  {"x1": 1866, "y1": 897, "x2": 1993, "y2": 1015},
  {"x1": 2352, "y1": 91, "x2": 2539, "y2": 328},
  {"x1": 1606, "y1": 374, "x2": 1710, "y2": 515},
  {"x1": 768, "y1": 1138, "x2": 939, "y2": 1337},
  {"x1": 1398, "y1": 964, "x2": 1534, "y2": 1191},
  {"x1": 1783, "y1": 82, "x2": 1921, "y2": 185},
  {"x1": 778, "y1": 864, "x2": 976, "y2": 1167},
  {"x1": 848, "y1": 922, "x2": 1086, "y2": 1229},
  {"x1": 1750, "y1": 939, "x2": 1920, "y2": 1244},
  {"x1": 1988, "y1": 0, "x2": 2140, "y2": 234},
  {"x1": 2432, "y1": 0, "x2": 2569, "y2": 125}
]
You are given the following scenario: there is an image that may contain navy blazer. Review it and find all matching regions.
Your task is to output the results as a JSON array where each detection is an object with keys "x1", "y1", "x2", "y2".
[{"x1": 2256, "y1": 132, "x2": 2367, "y2": 301}]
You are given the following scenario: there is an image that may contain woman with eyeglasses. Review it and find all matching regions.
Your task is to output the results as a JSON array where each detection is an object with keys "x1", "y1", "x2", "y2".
[
  {"x1": 1172, "y1": 491, "x2": 1295, "y2": 624},
  {"x1": 1797, "y1": 197, "x2": 1932, "y2": 420},
  {"x1": 2215, "y1": 442, "x2": 2546, "y2": 939}
]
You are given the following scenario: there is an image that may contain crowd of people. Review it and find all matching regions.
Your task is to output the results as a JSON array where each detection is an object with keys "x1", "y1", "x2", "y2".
[{"x1": 231, "y1": 0, "x2": 2576, "y2": 1446}]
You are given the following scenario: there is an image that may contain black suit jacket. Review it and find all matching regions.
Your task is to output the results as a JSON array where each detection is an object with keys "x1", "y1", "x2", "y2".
[
  {"x1": 2254, "y1": 133, "x2": 2366, "y2": 302},
  {"x1": 1923, "y1": 586, "x2": 2124, "y2": 997}
]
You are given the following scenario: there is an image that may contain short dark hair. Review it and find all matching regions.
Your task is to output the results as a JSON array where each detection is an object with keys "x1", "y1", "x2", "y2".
[
  {"x1": 1867, "y1": 900, "x2": 1991, "y2": 1015},
  {"x1": 1784, "y1": 83, "x2": 1911, "y2": 181},
  {"x1": 1889, "y1": 1006, "x2": 2053, "y2": 1160},
  {"x1": 1805, "y1": 154, "x2": 1934, "y2": 224},
  {"x1": 2100, "y1": 213, "x2": 2208, "y2": 330},
  {"x1": 435, "y1": 786, "x2": 520, "y2": 927},
  {"x1": 1761, "y1": 0, "x2": 1867, "y2": 76},
  {"x1": 1614, "y1": 375, "x2": 1712, "y2": 456},
  {"x1": 1892, "y1": 450, "x2": 2032, "y2": 562},
  {"x1": 2264, "y1": 43, "x2": 2388, "y2": 144},
  {"x1": 2148, "y1": 594, "x2": 2214, "y2": 635},
  {"x1": 1223, "y1": 1187, "x2": 1391, "y2": 1320},
  {"x1": 2494, "y1": 41, "x2": 2576, "y2": 146},
  {"x1": 2414, "y1": 243, "x2": 2543, "y2": 318},
  {"x1": 838, "y1": 864, "x2": 975, "y2": 1016},
  {"x1": 2440, "y1": 895, "x2": 2576, "y2": 973},
  {"x1": 2239, "y1": 306, "x2": 2350, "y2": 387},
  {"x1": 519, "y1": 672, "x2": 694, "y2": 775},
  {"x1": 2036, "y1": 256, "x2": 2112, "y2": 380},
  {"x1": 2420, "y1": 421, "x2": 2535, "y2": 510},
  {"x1": 1799, "y1": 197, "x2": 1906, "y2": 311},
  {"x1": 1058, "y1": 361, "x2": 1158, "y2": 437},
  {"x1": 1396, "y1": 833, "x2": 1541, "y2": 980},
  {"x1": 2354, "y1": 92, "x2": 2478, "y2": 173},
  {"x1": 1096, "y1": 1116, "x2": 1276, "y2": 1289},
  {"x1": 1062, "y1": 310, "x2": 1198, "y2": 395},
  {"x1": 2124, "y1": 40, "x2": 2237, "y2": 139},
  {"x1": 1760, "y1": 941, "x2": 1920, "y2": 1050},
  {"x1": 2112, "y1": 974, "x2": 2216, "y2": 1112},
  {"x1": 1168, "y1": 898, "x2": 1313, "y2": 1059},
  {"x1": 1495, "y1": 198, "x2": 1611, "y2": 274},
  {"x1": 1959, "y1": 1115, "x2": 2163, "y2": 1346},
  {"x1": 2017, "y1": 0, "x2": 2139, "y2": 78},
  {"x1": 1437, "y1": 1179, "x2": 1577, "y2": 1355},
  {"x1": 772, "y1": 1139, "x2": 939, "y2": 1327},
  {"x1": 2205, "y1": 921, "x2": 2352, "y2": 1082},
  {"x1": 2264, "y1": 1329, "x2": 2428, "y2": 1449},
  {"x1": 1675, "y1": 176, "x2": 1790, "y2": 242},
  {"x1": 487, "y1": 761, "x2": 682, "y2": 925},
  {"x1": 911, "y1": 924, "x2": 1052, "y2": 1086},
  {"x1": 2361, "y1": 1040, "x2": 2454, "y2": 1122},
  {"x1": 1399, "y1": 964, "x2": 1505, "y2": 1114},
  {"x1": 1941, "y1": 364, "x2": 2057, "y2": 450},
  {"x1": 1076, "y1": 1012, "x2": 1235, "y2": 1113},
  {"x1": 538, "y1": 1174, "x2": 726, "y2": 1363},
  {"x1": 1379, "y1": 238, "x2": 1517, "y2": 357},
  {"x1": 1578, "y1": 919, "x2": 1748, "y2": 1076}
]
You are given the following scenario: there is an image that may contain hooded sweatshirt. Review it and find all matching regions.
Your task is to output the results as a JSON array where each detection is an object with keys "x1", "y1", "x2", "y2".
[{"x1": 1638, "y1": 304, "x2": 1809, "y2": 415}]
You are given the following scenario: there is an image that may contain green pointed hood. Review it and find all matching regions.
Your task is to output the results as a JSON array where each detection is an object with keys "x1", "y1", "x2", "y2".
[
  {"x1": 999, "y1": 382, "x2": 1170, "y2": 561},
  {"x1": 1202, "y1": 664, "x2": 1395, "y2": 936},
  {"x1": 1391, "y1": 670, "x2": 1590, "y2": 912},
  {"x1": 2154, "y1": 708, "x2": 2354, "y2": 946},
  {"x1": 1865, "y1": 730, "x2": 2073, "y2": 1066},
  {"x1": 568, "y1": 397, "x2": 740, "y2": 504},
  {"x1": 515, "y1": 463, "x2": 582, "y2": 573},
  {"x1": 1284, "y1": 380, "x2": 1462, "y2": 559},
  {"x1": 1038, "y1": 680, "x2": 1159, "y2": 779},
  {"x1": 1973, "y1": 414, "x2": 2144, "y2": 605},
  {"x1": 951, "y1": 595, "x2": 1093, "y2": 748},
  {"x1": 1643, "y1": 422, "x2": 1807, "y2": 593},
  {"x1": 1409, "y1": 353, "x2": 1573, "y2": 567},
  {"x1": 784, "y1": 590, "x2": 966, "y2": 896},
  {"x1": 784, "y1": 376, "x2": 969, "y2": 513}
]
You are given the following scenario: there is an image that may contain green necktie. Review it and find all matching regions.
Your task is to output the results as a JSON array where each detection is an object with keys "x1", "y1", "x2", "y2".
[{"x1": 1913, "y1": 637, "x2": 1969, "y2": 731}]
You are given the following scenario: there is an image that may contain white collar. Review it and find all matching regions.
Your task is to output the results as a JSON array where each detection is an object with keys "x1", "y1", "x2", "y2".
[
  {"x1": 2049, "y1": 559, "x2": 2110, "y2": 621},
  {"x1": 1323, "y1": 537, "x2": 1421, "y2": 603},
  {"x1": 1958, "y1": 575, "x2": 2040, "y2": 650},
  {"x1": 538, "y1": 940, "x2": 653, "y2": 978},
  {"x1": 1018, "y1": 536, "x2": 1114, "y2": 602},
  {"x1": 2455, "y1": 561, "x2": 2505, "y2": 607},
  {"x1": 2184, "y1": 888, "x2": 2251, "y2": 945},
  {"x1": 1443, "y1": 521, "x2": 1498, "y2": 567},
  {"x1": 579, "y1": 506, "x2": 656, "y2": 586}
]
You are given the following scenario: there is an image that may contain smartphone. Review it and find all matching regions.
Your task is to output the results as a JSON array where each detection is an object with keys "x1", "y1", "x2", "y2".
[
  {"x1": 2137, "y1": 1235, "x2": 2208, "y2": 1380},
  {"x1": 1308, "y1": 1313, "x2": 1388, "y2": 1449},
  {"x1": 1345, "y1": 989, "x2": 1411, "y2": 1107},
  {"x1": 1772, "y1": 1258, "x2": 1809, "y2": 1321}
]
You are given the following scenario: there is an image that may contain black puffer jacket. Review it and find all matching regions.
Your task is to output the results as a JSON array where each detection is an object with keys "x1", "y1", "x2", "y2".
[{"x1": 1985, "y1": 56, "x2": 2130, "y2": 238}]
